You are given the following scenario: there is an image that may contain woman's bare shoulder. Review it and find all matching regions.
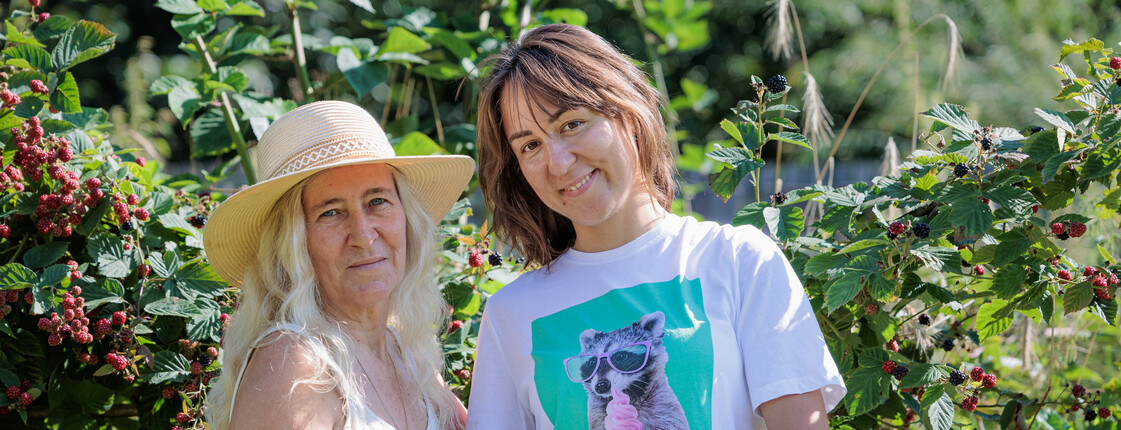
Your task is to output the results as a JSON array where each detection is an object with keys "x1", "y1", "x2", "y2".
[{"x1": 229, "y1": 332, "x2": 344, "y2": 429}]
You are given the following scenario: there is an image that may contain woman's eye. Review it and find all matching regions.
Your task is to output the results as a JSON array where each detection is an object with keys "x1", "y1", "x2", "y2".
[
  {"x1": 522, "y1": 141, "x2": 540, "y2": 153},
  {"x1": 319, "y1": 209, "x2": 338, "y2": 218},
  {"x1": 369, "y1": 197, "x2": 386, "y2": 206},
  {"x1": 562, "y1": 120, "x2": 583, "y2": 131}
]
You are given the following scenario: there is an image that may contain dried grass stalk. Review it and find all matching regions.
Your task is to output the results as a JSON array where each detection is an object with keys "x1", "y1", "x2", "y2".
[{"x1": 764, "y1": 0, "x2": 794, "y2": 61}]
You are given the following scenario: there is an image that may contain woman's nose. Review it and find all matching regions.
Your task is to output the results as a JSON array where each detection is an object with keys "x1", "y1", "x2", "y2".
[
  {"x1": 347, "y1": 212, "x2": 380, "y2": 246},
  {"x1": 544, "y1": 139, "x2": 576, "y2": 175}
]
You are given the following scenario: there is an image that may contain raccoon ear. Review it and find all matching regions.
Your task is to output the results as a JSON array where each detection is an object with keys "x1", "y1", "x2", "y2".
[
  {"x1": 638, "y1": 311, "x2": 665, "y2": 337},
  {"x1": 578, "y1": 328, "x2": 599, "y2": 346}
]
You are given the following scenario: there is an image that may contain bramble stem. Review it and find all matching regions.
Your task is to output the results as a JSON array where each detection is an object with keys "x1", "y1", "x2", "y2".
[{"x1": 192, "y1": 35, "x2": 257, "y2": 184}]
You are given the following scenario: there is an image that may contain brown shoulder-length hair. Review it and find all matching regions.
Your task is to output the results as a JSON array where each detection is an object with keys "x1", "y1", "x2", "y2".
[{"x1": 476, "y1": 23, "x2": 676, "y2": 267}]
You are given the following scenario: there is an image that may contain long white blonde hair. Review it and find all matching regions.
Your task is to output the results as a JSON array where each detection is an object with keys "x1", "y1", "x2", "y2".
[{"x1": 206, "y1": 169, "x2": 457, "y2": 429}]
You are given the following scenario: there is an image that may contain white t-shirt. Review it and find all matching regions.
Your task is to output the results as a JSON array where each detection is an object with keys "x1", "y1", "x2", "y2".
[{"x1": 466, "y1": 214, "x2": 846, "y2": 429}]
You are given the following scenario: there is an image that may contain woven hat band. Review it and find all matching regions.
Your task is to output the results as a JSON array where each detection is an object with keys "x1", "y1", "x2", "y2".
[{"x1": 267, "y1": 134, "x2": 396, "y2": 178}]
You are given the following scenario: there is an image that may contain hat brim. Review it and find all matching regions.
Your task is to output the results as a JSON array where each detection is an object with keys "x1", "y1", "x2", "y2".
[{"x1": 203, "y1": 154, "x2": 475, "y2": 286}]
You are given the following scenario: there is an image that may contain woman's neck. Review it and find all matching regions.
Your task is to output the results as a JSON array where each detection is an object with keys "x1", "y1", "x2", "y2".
[{"x1": 571, "y1": 199, "x2": 666, "y2": 253}]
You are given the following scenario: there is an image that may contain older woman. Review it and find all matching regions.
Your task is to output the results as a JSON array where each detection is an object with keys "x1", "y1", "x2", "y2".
[{"x1": 203, "y1": 101, "x2": 474, "y2": 429}]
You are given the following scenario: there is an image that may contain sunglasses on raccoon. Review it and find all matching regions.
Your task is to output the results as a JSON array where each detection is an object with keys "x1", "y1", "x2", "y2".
[{"x1": 563, "y1": 341, "x2": 653, "y2": 383}]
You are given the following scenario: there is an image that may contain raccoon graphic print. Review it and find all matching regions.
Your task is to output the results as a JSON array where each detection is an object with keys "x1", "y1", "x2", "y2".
[{"x1": 530, "y1": 278, "x2": 710, "y2": 429}]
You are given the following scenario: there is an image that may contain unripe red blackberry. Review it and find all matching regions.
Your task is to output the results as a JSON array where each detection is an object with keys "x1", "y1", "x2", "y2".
[
  {"x1": 207, "y1": 346, "x2": 219, "y2": 357},
  {"x1": 47, "y1": 332, "x2": 62, "y2": 346},
  {"x1": 5, "y1": 386, "x2": 18, "y2": 400},
  {"x1": 1069, "y1": 222, "x2": 1087, "y2": 238},
  {"x1": 888, "y1": 221, "x2": 905, "y2": 236},
  {"x1": 190, "y1": 362, "x2": 202, "y2": 374},
  {"x1": 85, "y1": 177, "x2": 101, "y2": 190},
  {"x1": 1093, "y1": 276, "x2": 1108, "y2": 287},
  {"x1": 29, "y1": 0, "x2": 40, "y2": 7},
  {"x1": 1058, "y1": 270, "x2": 1072, "y2": 281},
  {"x1": 0, "y1": 224, "x2": 9, "y2": 238},
  {"x1": 982, "y1": 373, "x2": 997, "y2": 388},
  {"x1": 1071, "y1": 383, "x2": 1086, "y2": 397},
  {"x1": 882, "y1": 360, "x2": 896, "y2": 374},
  {"x1": 1084, "y1": 267, "x2": 1098, "y2": 278},
  {"x1": 1111, "y1": 57, "x2": 1121, "y2": 70},
  {"x1": 111, "y1": 311, "x2": 126, "y2": 325},
  {"x1": 136, "y1": 157, "x2": 146, "y2": 167},
  {"x1": 176, "y1": 412, "x2": 191, "y2": 423},
  {"x1": 126, "y1": 193, "x2": 139, "y2": 206},
  {"x1": 133, "y1": 208, "x2": 149, "y2": 221},
  {"x1": 18, "y1": 392, "x2": 31, "y2": 406},
  {"x1": 447, "y1": 320, "x2": 464, "y2": 334},
  {"x1": 974, "y1": 265, "x2": 985, "y2": 275},
  {"x1": 162, "y1": 386, "x2": 176, "y2": 399},
  {"x1": 962, "y1": 396, "x2": 978, "y2": 411},
  {"x1": 1096, "y1": 288, "x2": 1111, "y2": 300},
  {"x1": 454, "y1": 368, "x2": 471, "y2": 380},
  {"x1": 29, "y1": 80, "x2": 48, "y2": 94},
  {"x1": 37, "y1": 12, "x2": 49, "y2": 23},
  {"x1": 887, "y1": 339, "x2": 899, "y2": 352},
  {"x1": 971, "y1": 366, "x2": 985, "y2": 382},
  {"x1": 1031, "y1": 204, "x2": 1039, "y2": 213},
  {"x1": 1052, "y1": 222, "x2": 1066, "y2": 235},
  {"x1": 468, "y1": 251, "x2": 483, "y2": 268},
  {"x1": 1100, "y1": 407, "x2": 1111, "y2": 419}
]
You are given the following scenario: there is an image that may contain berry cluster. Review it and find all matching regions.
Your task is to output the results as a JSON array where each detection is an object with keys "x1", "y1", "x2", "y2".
[
  {"x1": 1066, "y1": 383, "x2": 1114, "y2": 422},
  {"x1": 953, "y1": 163, "x2": 970, "y2": 178},
  {"x1": 1050, "y1": 221, "x2": 1087, "y2": 240},
  {"x1": 1, "y1": 380, "x2": 35, "y2": 414},
  {"x1": 36, "y1": 289, "x2": 93, "y2": 345},
  {"x1": 885, "y1": 219, "x2": 933, "y2": 240},
  {"x1": 770, "y1": 192, "x2": 786, "y2": 206},
  {"x1": 1057, "y1": 265, "x2": 1118, "y2": 300},
  {"x1": 0, "y1": 83, "x2": 21, "y2": 109},
  {"x1": 1111, "y1": 56, "x2": 1121, "y2": 70}
]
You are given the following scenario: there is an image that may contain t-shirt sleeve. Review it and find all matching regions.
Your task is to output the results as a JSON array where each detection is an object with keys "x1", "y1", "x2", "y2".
[
  {"x1": 733, "y1": 227, "x2": 846, "y2": 417},
  {"x1": 466, "y1": 297, "x2": 535, "y2": 429}
]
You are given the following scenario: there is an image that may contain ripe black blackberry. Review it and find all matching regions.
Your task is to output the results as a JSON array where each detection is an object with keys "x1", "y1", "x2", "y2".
[
  {"x1": 188, "y1": 214, "x2": 207, "y2": 228},
  {"x1": 766, "y1": 75, "x2": 788, "y2": 93},
  {"x1": 488, "y1": 252, "x2": 503, "y2": 266},
  {"x1": 120, "y1": 219, "x2": 133, "y2": 231},
  {"x1": 948, "y1": 370, "x2": 967, "y2": 386},
  {"x1": 918, "y1": 313, "x2": 931, "y2": 325},
  {"x1": 198, "y1": 355, "x2": 212, "y2": 367},
  {"x1": 771, "y1": 192, "x2": 786, "y2": 205},
  {"x1": 886, "y1": 232, "x2": 897, "y2": 240},
  {"x1": 953, "y1": 163, "x2": 970, "y2": 178},
  {"x1": 1085, "y1": 407, "x2": 1098, "y2": 422},
  {"x1": 912, "y1": 222, "x2": 931, "y2": 238},
  {"x1": 1057, "y1": 232, "x2": 1070, "y2": 241},
  {"x1": 979, "y1": 137, "x2": 993, "y2": 151},
  {"x1": 941, "y1": 338, "x2": 954, "y2": 351},
  {"x1": 892, "y1": 365, "x2": 909, "y2": 380},
  {"x1": 1029, "y1": 126, "x2": 1044, "y2": 135}
]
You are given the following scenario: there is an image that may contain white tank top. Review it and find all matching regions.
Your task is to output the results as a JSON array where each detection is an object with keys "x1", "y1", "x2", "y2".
[{"x1": 230, "y1": 323, "x2": 439, "y2": 429}]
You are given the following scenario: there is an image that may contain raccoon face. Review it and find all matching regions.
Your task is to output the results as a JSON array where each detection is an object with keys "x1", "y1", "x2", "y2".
[{"x1": 571, "y1": 311, "x2": 667, "y2": 399}]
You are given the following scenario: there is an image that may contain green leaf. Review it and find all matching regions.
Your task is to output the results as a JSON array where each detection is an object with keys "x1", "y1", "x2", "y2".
[
  {"x1": 377, "y1": 27, "x2": 430, "y2": 56},
  {"x1": 187, "y1": 299, "x2": 222, "y2": 342},
  {"x1": 4, "y1": 21, "x2": 45, "y2": 48},
  {"x1": 337, "y1": 47, "x2": 388, "y2": 96},
  {"x1": 707, "y1": 154, "x2": 763, "y2": 202},
  {"x1": 763, "y1": 206, "x2": 803, "y2": 241},
  {"x1": 1063, "y1": 283, "x2": 1095, "y2": 314},
  {"x1": 76, "y1": 197, "x2": 110, "y2": 236},
  {"x1": 977, "y1": 299, "x2": 1013, "y2": 341},
  {"x1": 0, "y1": 263, "x2": 36, "y2": 290},
  {"x1": 1099, "y1": 244, "x2": 1117, "y2": 266},
  {"x1": 393, "y1": 132, "x2": 445, "y2": 155},
  {"x1": 867, "y1": 274, "x2": 896, "y2": 302},
  {"x1": 14, "y1": 96, "x2": 45, "y2": 118},
  {"x1": 767, "y1": 116, "x2": 799, "y2": 130},
  {"x1": 23, "y1": 242, "x2": 68, "y2": 269},
  {"x1": 155, "y1": 0, "x2": 204, "y2": 14},
  {"x1": 825, "y1": 273, "x2": 862, "y2": 313},
  {"x1": 910, "y1": 246, "x2": 958, "y2": 272},
  {"x1": 952, "y1": 198, "x2": 992, "y2": 237},
  {"x1": 838, "y1": 239, "x2": 886, "y2": 254},
  {"x1": 198, "y1": 0, "x2": 229, "y2": 12},
  {"x1": 922, "y1": 103, "x2": 978, "y2": 134},
  {"x1": 348, "y1": 0, "x2": 376, "y2": 14},
  {"x1": 50, "y1": 20, "x2": 116, "y2": 71},
  {"x1": 145, "y1": 297, "x2": 201, "y2": 317},
  {"x1": 720, "y1": 119, "x2": 742, "y2": 144},
  {"x1": 1034, "y1": 108, "x2": 1076, "y2": 134},
  {"x1": 170, "y1": 13, "x2": 216, "y2": 41},
  {"x1": 921, "y1": 385, "x2": 954, "y2": 430},
  {"x1": 143, "y1": 350, "x2": 191, "y2": 384},
  {"x1": 1020, "y1": 130, "x2": 1059, "y2": 161},
  {"x1": 991, "y1": 265, "x2": 1027, "y2": 300},
  {"x1": 149, "y1": 75, "x2": 193, "y2": 96},
  {"x1": 33, "y1": 15, "x2": 74, "y2": 41},
  {"x1": 225, "y1": 1, "x2": 266, "y2": 16},
  {"x1": 841, "y1": 369, "x2": 887, "y2": 417},
  {"x1": 82, "y1": 278, "x2": 126, "y2": 308},
  {"x1": 70, "y1": 380, "x2": 114, "y2": 414},
  {"x1": 216, "y1": 66, "x2": 247, "y2": 92},
  {"x1": 423, "y1": 28, "x2": 474, "y2": 61},
  {"x1": 765, "y1": 104, "x2": 800, "y2": 113},
  {"x1": 170, "y1": 261, "x2": 227, "y2": 301},
  {"x1": 86, "y1": 233, "x2": 134, "y2": 278},
  {"x1": 731, "y1": 202, "x2": 767, "y2": 230},
  {"x1": 414, "y1": 63, "x2": 465, "y2": 80},
  {"x1": 190, "y1": 109, "x2": 241, "y2": 157},
  {"x1": 1059, "y1": 38, "x2": 1104, "y2": 60},
  {"x1": 706, "y1": 147, "x2": 750, "y2": 165},
  {"x1": 541, "y1": 8, "x2": 589, "y2": 26},
  {"x1": 49, "y1": 71, "x2": 81, "y2": 113},
  {"x1": 768, "y1": 131, "x2": 812, "y2": 149},
  {"x1": 805, "y1": 253, "x2": 846, "y2": 278},
  {"x1": 2, "y1": 45, "x2": 52, "y2": 72},
  {"x1": 37, "y1": 264, "x2": 70, "y2": 288},
  {"x1": 168, "y1": 84, "x2": 203, "y2": 124},
  {"x1": 993, "y1": 231, "x2": 1031, "y2": 267},
  {"x1": 899, "y1": 363, "x2": 942, "y2": 389}
]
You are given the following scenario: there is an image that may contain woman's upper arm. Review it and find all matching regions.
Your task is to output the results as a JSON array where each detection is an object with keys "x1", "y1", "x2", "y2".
[
  {"x1": 758, "y1": 389, "x2": 829, "y2": 430},
  {"x1": 229, "y1": 335, "x2": 343, "y2": 429}
]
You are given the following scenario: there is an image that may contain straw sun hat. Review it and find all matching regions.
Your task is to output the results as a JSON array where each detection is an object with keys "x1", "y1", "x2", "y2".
[{"x1": 203, "y1": 100, "x2": 475, "y2": 286}]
